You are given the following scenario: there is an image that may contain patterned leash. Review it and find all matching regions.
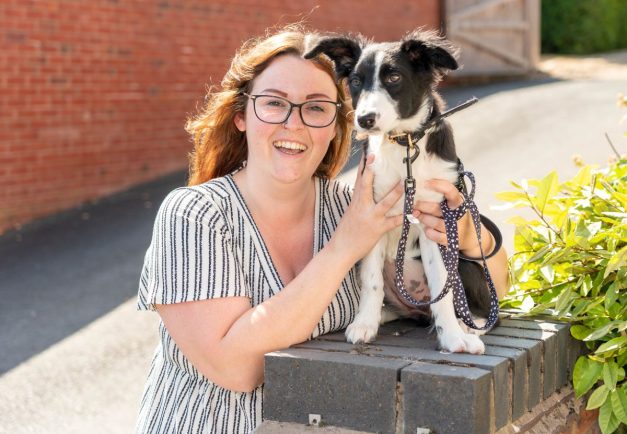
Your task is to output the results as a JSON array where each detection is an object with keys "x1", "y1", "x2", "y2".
[
  {"x1": 391, "y1": 99, "x2": 499, "y2": 330},
  {"x1": 394, "y1": 161, "x2": 499, "y2": 330}
]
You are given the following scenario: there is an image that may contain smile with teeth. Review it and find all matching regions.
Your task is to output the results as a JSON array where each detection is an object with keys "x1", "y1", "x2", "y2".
[{"x1": 273, "y1": 141, "x2": 307, "y2": 155}]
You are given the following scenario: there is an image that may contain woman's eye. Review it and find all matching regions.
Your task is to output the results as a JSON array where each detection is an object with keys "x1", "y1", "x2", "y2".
[
  {"x1": 265, "y1": 99, "x2": 286, "y2": 107},
  {"x1": 307, "y1": 104, "x2": 326, "y2": 113},
  {"x1": 387, "y1": 73, "x2": 401, "y2": 84},
  {"x1": 350, "y1": 77, "x2": 362, "y2": 88}
]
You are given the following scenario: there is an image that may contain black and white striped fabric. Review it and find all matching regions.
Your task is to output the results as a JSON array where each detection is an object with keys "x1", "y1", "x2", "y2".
[{"x1": 135, "y1": 174, "x2": 360, "y2": 434}]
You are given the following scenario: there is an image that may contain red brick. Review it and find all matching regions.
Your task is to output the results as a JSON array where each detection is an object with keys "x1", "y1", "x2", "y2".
[{"x1": 0, "y1": 0, "x2": 440, "y2": 234}]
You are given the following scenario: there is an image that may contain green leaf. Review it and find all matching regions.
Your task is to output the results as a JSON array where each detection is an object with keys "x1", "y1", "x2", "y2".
[
  {"x1": 603, "y1": 362, "x2": 618, "y2": 391},
  {"x1": 581, "y1": 274, "x2": 593, "y2": 297},
  {"x1": 520, "y1": 295, "x2": 535, "y2": 312},
  {"x1": 599, "y1": 397, "x2": 620, "y2": 434},
  {"x1": 528, "y1": 244, "x2": 552, "y2": 263},
  {"x1": 614, "y1": 387, "x2": 627, "y2": 424},
  {"x1": 605, "y1": 245, "x2": 627, "y2": 278},
  {"x1": 506, "y1": 215, "x2": 532, "y2": 226},
  {"x1": 555, "y1": 287, "x2": 574, "y2": 314},
  {"x1": 571, "y1": 324, "x2": 592, "y2": 340},
  {"x1": 540, "y1": 265, "x2": 555, "y2": 284},
  {"x1": 606, "y1": 282, "x2": 619, "y2": 312},
  {"x1": 535, "y1": 171, "x2": 559, "y2": 214},
  {"x1": 494, "y1": 191, "x2": 530, "y2": 202},
  {"x1": 586, "y1": 322, "x2": 617, "y2": 341},
  {"x1": 573, "y1": 356, "x2": 603, "y2": 398},
  {"x1": 596, "y1": 336, "x2": 627, "y2": 354},
  {"x1": 587, "y1": 384, "x2": 609, "y2": 410},
  {"x1": 572, "y1": 165, "x2": 593, "y2": 186}
]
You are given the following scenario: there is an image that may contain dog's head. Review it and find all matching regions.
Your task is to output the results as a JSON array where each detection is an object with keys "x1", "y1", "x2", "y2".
[{"x1": 305, "y1": 30, "x2": 459, "y2": 134}]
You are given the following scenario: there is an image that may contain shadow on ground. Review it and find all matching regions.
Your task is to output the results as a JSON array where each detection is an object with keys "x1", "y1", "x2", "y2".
[{"x1": 0, "y1": 172, "x2": 186, "y2": 374}]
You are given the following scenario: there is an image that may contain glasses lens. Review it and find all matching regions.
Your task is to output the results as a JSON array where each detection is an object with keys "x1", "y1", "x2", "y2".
[
  {"x1": 252, "y1": 96, "x2": 338, "y2": 127},
  {"x1": 301, "y1": 101, "x2": 338, "y2": 127},
  {"x1": 253, "y1": 96, "x2": 290, "y2": 123}
]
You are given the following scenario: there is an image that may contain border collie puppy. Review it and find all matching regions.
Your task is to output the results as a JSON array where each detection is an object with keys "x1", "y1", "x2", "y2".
[{"x1": 306, "y1": 30, "x2": 491, "y2": 354}]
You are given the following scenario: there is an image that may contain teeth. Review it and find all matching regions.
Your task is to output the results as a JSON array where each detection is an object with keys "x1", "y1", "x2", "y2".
[{"x1": 274, "y1": 141, "x2": 306, "y2": 151}]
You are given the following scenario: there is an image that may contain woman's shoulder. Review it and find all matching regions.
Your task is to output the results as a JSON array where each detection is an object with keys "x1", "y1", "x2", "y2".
[{"x1": 156, "y1": 176, "x2": 238, "y2": 226}]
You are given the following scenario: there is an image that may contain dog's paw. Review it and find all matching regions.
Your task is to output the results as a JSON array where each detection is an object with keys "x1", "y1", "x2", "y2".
[
  {"x1": 345, "y1": 320, "x2": 379, "y2": 344},
  {"x1": 458, "y1": 317, "x2": 488, "y2": 336},
  {"x1": 439, "y1": 330, "x2": 485, "y2": 355},
  {"x1": 462, "y1": 333, "x2": 485, "y2": 354}
]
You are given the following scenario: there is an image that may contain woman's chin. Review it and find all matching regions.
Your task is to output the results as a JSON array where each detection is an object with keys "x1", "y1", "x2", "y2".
[
  {"x1": 269, "y1": 161, "x2": 315, "y2": 184},
  {"x1": 271, "y1": 169, "x2": 305, "y2": 184}
]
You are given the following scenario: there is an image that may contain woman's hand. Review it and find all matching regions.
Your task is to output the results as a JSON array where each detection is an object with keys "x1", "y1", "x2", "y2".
[
  {"x1": 412, "y1": 179, "x2": 493, "y2": 256},
  {"x1": 330, "y1": 154, "x2": 405, "y2": 264}
]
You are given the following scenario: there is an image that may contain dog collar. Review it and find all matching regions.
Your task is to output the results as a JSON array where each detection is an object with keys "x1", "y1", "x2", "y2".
[{"x1": 387, "y1": 97, "x2": 479, "y2": 163}]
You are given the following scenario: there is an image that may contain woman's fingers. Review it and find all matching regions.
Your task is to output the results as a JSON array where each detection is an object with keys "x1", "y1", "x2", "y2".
[
  {"x1": 377, "y1": 181, "x2": 404, "y2": 212},
  {"x1": 424, "y1": 227, "x2": 448, "y2": 246},
  {"x1": 416, "y1": 212, "x2": 445, "y2": 233},
  {"x1": 386, "y1": 213, "x2": 405, "y2": 231},
  {"x1": 413, "y1": 200, "x2": 441, "y2": 217},
  {"x1": 355, "y1": 154, "x2": 375, "y2": 203},
  {"x1": 425, "y1": 179, "x2": 464, "y2": 209}
]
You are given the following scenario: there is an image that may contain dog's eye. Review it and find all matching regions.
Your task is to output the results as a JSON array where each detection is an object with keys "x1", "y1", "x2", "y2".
[
  {"x1": 350, "y1": 77, "x2": 362, "y2": 88},
  {"x1": 386, "y1": 73, "x2": 401, "y2": 84}
]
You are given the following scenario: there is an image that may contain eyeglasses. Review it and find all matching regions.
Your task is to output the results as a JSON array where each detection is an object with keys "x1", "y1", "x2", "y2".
[{"x1": 243, "y1": 93, "x2": 341, "y2": 128}]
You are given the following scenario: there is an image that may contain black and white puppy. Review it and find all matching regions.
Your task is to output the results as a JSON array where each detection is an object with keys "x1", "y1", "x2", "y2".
[{"x1": 306, "y1": 30, "x2": 491, "y2": 354}]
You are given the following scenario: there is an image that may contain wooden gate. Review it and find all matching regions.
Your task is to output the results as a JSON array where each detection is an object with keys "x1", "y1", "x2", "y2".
[{"x1": 445, "y1": 0, "x2": 540, "y2": 76}]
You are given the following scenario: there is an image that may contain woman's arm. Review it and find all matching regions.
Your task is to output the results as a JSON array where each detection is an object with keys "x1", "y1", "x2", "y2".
[
  {"x1": 157, "y1": 155, "x2": 404, "y2": 393},
  {"x1": 412, "y1": 179, "x2": 510, "y2": 299}
]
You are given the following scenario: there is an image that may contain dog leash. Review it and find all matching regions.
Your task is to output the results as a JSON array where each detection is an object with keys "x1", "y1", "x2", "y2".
[{"x1": 391, "y1": 97, "x2": 499, "y2": 330}]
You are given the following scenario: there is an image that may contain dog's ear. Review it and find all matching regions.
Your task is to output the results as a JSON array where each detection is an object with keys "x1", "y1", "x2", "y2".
[
  {"x1": 304, "y1": 36, "x2": 363, "y2": 80},
  {"x1": 400, "y1": 38, "x2": 458, "y2": 72}
]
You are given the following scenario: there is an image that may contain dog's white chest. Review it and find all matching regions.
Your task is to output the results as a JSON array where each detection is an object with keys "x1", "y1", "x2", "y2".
[{"x1": 369, "y1": 135, "x2": 458, "y2": 210}]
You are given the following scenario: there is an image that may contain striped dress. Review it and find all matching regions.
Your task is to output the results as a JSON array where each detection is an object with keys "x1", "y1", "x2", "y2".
[{"x1": 135, "y1": 174, "x2": 361, "y2": 434}]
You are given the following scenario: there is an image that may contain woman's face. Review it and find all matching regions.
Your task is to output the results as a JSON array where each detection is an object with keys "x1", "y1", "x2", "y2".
[{"x1": 235, "y1": 54, "x2": 338, "y2": 185}]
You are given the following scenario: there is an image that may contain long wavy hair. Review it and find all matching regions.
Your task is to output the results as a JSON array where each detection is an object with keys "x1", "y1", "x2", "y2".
[{"x1": 186, "y1": 25, "x2": 353, "y2": 185}]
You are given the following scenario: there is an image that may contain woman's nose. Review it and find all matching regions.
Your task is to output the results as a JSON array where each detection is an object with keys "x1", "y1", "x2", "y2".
[{"x1": 283, "y1": 107, "x2": 305, "y2": 130}]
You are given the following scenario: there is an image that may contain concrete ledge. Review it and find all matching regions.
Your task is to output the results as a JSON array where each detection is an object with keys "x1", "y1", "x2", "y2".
[{"x1": 262, "y1": 316, "x2": 586, "y2": 434}]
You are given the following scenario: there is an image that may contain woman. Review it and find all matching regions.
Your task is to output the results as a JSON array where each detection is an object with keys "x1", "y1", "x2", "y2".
[{"x1": 136, "y1": 26, "x2": 508, "y2": 434}]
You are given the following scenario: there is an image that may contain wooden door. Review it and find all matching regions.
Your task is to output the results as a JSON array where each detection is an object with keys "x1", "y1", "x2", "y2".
[{"x1": 445, "y1": 0, "x2": 540, "y2": 76}]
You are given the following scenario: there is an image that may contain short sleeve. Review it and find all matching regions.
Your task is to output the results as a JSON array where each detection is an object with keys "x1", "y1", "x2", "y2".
[{"x1": 137, "y1": 187, "x2": 249, "y2": 311}]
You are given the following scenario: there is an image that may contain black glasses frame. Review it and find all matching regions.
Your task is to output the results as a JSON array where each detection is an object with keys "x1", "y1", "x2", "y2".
[{"x1": 243, "y1": 93, "x2": 341, "y2": 128}]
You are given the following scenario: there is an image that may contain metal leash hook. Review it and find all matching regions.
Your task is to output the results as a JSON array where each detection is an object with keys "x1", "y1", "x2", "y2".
[{"x1": 404, "y1": 135, "x2": 415, "y2": 192}]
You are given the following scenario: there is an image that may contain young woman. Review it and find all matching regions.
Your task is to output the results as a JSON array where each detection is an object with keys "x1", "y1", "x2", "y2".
[{"x1": 135, "y1": 26, "x2": 508, "y2": 434}]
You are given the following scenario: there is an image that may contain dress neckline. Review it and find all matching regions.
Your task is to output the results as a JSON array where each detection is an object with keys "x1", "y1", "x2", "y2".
[{"x1": 225, "y1": 175, "x2": 321, "y2": 289}]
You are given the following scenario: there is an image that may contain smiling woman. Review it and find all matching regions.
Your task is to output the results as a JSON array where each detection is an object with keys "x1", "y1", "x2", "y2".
[
  {"x1": 134, "y1": 25, "x2": 407, "y2": 434},
  {"x1": 233, "y1": 55, "x2": 341, "y2": 186}
]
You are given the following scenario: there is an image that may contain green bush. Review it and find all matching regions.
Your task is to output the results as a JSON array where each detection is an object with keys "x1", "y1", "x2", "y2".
[
  {"x1": 498, "y1": 95, "x2": 627, "y2": 433},
  {"x1": 542, "y1": 0, "x2": 627, "y2": 54},
  {"x1": 498, "y1": 158, "x2": 627, "y2": 433}
]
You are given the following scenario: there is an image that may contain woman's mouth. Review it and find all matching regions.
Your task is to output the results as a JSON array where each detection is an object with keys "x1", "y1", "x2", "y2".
[{"x1": 273, "y1": 141, "x2": 307, "y2": 155}]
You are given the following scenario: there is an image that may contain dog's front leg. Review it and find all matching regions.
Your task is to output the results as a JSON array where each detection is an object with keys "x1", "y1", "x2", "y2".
[
  {"x1": 419, "y1": 229, "x2": 485, "y2": 354},
  {"x1": 346, "y1": 238, "x2": 386, "y2": 344}
]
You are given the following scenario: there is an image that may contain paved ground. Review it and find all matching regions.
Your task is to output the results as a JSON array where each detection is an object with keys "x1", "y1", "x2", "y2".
[{"x1": 0, "y1": 53, "x2": 625, "y2": 433}]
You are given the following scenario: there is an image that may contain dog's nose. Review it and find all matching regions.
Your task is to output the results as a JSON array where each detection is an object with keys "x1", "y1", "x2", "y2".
[{"x1": 357, "y1": 113, "x2": 377, "y2": 129}]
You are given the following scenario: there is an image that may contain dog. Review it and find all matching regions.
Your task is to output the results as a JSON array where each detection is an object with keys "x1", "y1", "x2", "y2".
[{"x1": 305, "y1": 30, "x2": 493, "y2": 354}]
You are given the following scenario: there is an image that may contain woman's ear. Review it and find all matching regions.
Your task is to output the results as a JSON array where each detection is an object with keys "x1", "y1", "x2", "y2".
[{"x1": 234, "y1": 111, "x2": 246, "y2": 132}]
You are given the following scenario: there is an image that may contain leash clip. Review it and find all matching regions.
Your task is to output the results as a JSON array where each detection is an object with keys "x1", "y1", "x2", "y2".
[{"x1": 404, "y1": 176, "x2": 415, "y2": 191}]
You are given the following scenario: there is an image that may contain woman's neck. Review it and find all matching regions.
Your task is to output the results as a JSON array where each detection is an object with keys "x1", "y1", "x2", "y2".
[{"x1": 233, "y1": 167, "x2": 315, "y2": 226}]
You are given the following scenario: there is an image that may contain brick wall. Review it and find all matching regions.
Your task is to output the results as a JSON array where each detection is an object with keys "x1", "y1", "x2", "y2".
[{"x1": 0, "y1": 0, "x2": 440, "y2": 235}]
